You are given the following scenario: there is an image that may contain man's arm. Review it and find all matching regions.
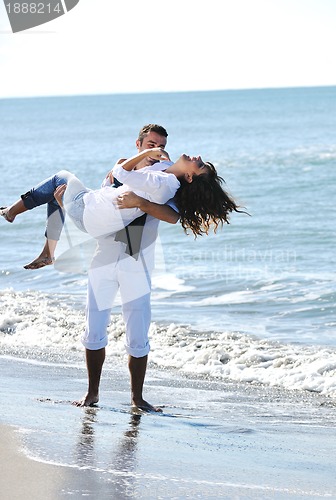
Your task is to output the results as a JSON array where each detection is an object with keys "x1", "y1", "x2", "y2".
[
  {"x1": 139, "y1": 199, "x2": 179, "y2": 224},
  {"x1": 117, "y1": 191, "x2": 179, "y2": 224}
]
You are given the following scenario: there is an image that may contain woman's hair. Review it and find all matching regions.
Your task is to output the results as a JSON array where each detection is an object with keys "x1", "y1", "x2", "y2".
[{"x1": 174, "y1": 162, "x2": 242, "y2": 237}]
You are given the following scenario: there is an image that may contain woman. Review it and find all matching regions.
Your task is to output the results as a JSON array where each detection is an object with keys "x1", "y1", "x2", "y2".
[{"x1": 1, "y1": 148, "x2": 241, "y2": 265}]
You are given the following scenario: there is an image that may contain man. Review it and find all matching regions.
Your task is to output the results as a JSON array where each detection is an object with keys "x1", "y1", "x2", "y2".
[{"x1": 75, "y1": 124, "x2": 179, "y2": 411}]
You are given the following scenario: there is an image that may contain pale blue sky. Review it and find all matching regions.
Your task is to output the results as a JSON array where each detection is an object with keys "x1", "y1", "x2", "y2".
[{"x1": 0, "y1": 0, "x2": 335, "y2": 98}]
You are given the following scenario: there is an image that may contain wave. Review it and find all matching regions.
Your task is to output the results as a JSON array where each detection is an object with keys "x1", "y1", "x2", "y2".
[{"x1": 1, "y1": 289, "x2": 336, "y2": 397}]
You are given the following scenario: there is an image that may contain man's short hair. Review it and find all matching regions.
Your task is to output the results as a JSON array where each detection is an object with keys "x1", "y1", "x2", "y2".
[{"x1": 138, "y1": 124, "x2": 168, "y2": 144}]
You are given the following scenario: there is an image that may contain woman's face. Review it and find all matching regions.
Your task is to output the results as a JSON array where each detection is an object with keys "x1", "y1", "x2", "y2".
[{"x1": 178, "y1": 154, "x2": 208, "y2": 177}]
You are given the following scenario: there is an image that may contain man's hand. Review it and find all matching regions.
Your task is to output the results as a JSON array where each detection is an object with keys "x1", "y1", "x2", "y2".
[
  {"x1": 104, "y1": 158, "x2": 127, "y2": 185},
  {"x1": 54, "y1": 184, "x2": 67, "y2": 208},
  {"x1": 116, "y1": 191, "x2": 179, "y2": 224},
  {"x1": 116, "y1": 191, "x2": 142, "y2": 209},
  {"x1": 105, "y1": 171, "x2": 115, "y2": 185}
]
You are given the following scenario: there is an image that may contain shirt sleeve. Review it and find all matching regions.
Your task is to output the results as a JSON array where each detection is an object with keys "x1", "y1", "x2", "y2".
[
  {"x1": 112, "y1": 163, "x2": 180, "y2": 204},
  {"x1": 166, "y1": 198, "x2": 179, "y2": 214},
  {"x1": 101, "y1": 176, "x2": 111, "y2": 188}
]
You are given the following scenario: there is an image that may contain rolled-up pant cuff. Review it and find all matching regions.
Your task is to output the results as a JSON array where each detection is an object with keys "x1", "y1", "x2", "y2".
[
  {"x1": 21, "y1": 190, "x2": 39, "y2": 209},
  {"x1": 125, "y1": 343, "x2": 150, "y2": 358},
  {"x1": 81, "y1": 338, "x2": 108, "y2": 350}
]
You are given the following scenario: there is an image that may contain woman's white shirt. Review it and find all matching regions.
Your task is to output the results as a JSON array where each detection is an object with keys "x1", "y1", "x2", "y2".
[{"x1": 82, "y1": 161, "x2": 179, "y2": 239}]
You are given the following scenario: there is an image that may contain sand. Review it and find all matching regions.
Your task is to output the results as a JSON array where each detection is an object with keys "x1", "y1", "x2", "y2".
[
  {"x1": 0, "y1": 351, "x2": 336, "y2": 499},
  {"x1": 1, "y1": 424, "x2": 67, "y2": 500}
]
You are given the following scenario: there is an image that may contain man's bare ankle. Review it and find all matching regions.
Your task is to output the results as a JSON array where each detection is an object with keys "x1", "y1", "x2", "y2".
[
  {"x1": 72, "y1": 391, "x2": 99, "y2": 407},
  {"x1": 132, "y1": 398, "x2": 162, "y2": 413}
]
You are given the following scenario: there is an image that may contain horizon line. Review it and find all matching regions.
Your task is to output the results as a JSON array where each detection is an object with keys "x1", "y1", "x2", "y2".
[{"x1": 1, "y1": 83, "x2": 336, "y2": 101}]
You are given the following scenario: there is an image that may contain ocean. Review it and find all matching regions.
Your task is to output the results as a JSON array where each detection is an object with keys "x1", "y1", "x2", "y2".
[
  {"x1": 1, "y1": 87, "x2": 336, "y2": 497},
  {"x1": 1, "y1": 86, "x2": 336, "y2": 395}
]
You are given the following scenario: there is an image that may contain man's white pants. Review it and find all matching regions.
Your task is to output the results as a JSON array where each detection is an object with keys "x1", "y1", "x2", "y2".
[{"x1": 82, "y1": 258, "x2": 152, "y2": 358}]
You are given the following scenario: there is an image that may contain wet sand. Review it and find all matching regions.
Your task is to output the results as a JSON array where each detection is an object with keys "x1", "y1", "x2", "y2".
[
  {"x1": 1, "y1": 352, "x2": 336, "y2": 499},
  {"x1": 1, "y1": 424, "x2": 69, "y2": 499}
]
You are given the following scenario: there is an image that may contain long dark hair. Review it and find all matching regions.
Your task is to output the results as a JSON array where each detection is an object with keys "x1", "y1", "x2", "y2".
[{"x1": 174, "y1": 162, "x2": 242, "y2": 237}]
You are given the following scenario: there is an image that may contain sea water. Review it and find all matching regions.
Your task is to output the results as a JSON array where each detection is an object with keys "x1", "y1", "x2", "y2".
[{"x1": 0, "y1": 86, "x2": 336, "y2": 396}]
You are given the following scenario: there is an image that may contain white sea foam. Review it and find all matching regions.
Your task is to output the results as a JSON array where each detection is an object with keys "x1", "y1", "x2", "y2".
[
  {"x1": 1, "y1": 289, "x2": 336, "y2": 398},
  {"x1": 149, "y1": 325, "x2": 336, "y2": 396},
  {"x1": 198, "y1": 290, "x2": 256, "y2": 306},
  {"x1": 152, "y1": 273, "x2": 194, "y2": 293}
]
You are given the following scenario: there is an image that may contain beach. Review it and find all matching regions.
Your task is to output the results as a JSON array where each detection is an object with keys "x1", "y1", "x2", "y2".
[
  {"x1": 1, "y1": 88, "x2": 336, "y2": 498},
  {"x1": 1, "y1": 351, "x2": 336, "y2": 499},
  {"x1": 0, "y1": 424, "x2": 80, "y2": 500}
]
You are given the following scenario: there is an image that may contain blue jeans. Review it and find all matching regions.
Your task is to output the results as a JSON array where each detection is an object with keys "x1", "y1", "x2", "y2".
[{"x1": 21, "y1": 170, "x2": 88, "y2": 240}]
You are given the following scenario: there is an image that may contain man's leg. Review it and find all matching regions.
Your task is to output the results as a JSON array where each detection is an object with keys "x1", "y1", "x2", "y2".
[
  {"x1": 73, "y1": 347, "x2": 106, "y2": 407},
  {"x1": 120, "y1": 265, "x2": 161, "y2": 412},
  {"x1": 128, "y1": 354, "x2": 161, "y2": 412},
  {"x1": 74, "y1": 253, "x2": 118, "y2": 407}
]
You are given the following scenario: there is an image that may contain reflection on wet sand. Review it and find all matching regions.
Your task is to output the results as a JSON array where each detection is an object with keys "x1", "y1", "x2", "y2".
[
  {"x1": 75, "y1": 407, "x2": 142, "y2": 497},
  {"x1": 75, "y1": 407, "x2": 98, "y2": 467}
]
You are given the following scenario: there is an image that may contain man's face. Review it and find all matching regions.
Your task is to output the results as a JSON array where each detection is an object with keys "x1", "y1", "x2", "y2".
[{"x1": 136, "y1": 131, "x2": 168, "y2": 168}]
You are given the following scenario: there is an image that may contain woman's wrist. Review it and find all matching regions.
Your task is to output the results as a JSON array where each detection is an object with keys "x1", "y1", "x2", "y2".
[{"x1": 122, "y1": 150, "x2": 150, "y2": 171}]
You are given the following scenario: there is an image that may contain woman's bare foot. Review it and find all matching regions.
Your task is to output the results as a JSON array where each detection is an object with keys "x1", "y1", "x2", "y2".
[
  {"x1": 24, "y1": 240, "x2": 58, "y2": 270},
  {"x1": 0, "y1": 207, "x2": 15, "y2": 223},
  {"x1": 72, "y1": 392, "x2": 99, "y2": 407},
  {"x1": 24, "y1": 256, "x2": 55, "y2": 270}
]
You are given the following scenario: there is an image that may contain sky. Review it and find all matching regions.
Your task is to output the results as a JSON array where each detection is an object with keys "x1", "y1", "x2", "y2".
[{"x1": 0, "y1": 0, "x2": 335, "y2": 98}]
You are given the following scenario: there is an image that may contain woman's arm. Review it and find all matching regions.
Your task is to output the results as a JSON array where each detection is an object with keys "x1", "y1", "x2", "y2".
[
  {"x1": 117, "y1": 191, "x2": 179, "y2": 224},
  {"x1": 112, "y1": 155, "x2": 179, "y2": 204},
  {"x1": 104, "y1": 149, "x2": 168, "y2": 185},
  {"x1": 119, "y1": 148, "x2": 169, "y2": 172}
]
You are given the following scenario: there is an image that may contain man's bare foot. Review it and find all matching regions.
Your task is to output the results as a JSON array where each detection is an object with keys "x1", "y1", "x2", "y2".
[
  {"x1": 24, "y1": 256, "x2": 55, "y2": 270},
  {"x1": 0, "y1": 207, "x2": 14, "y2": 223},
  {"x1": 72, "y1": 392, "x2": 99, "y2": 407},
  {"x1": 132, "y1": 398, "x2": 162, "y2": 413}
]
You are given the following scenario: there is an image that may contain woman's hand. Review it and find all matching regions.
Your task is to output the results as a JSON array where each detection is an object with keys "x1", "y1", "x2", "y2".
[
  {"x1": 144, "y1": 148, "x2": 170, "y2": 162},
  {"x1": 54, "y1": 184, "x2": 67, "y2": 208},
  {"x1": 118, "y1": 150, "x2": 170, "y2": 172},
  {"x1": 116, "y1": 191, "x2": 142, "y2": 209}
]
